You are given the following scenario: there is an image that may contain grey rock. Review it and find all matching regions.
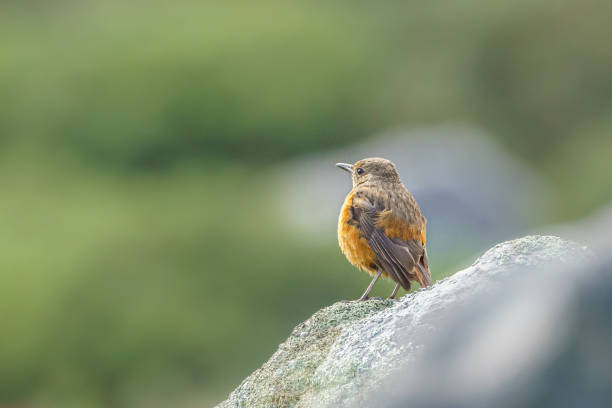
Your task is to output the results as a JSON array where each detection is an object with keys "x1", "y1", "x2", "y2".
[{"x1": 216, "y1": 236, "x2": 596, "y2": 408}]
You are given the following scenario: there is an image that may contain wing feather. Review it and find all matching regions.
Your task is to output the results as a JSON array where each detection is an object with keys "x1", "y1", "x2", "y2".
[{"x1": 353, "y1": 193, "x2": 431, "y2": 290}]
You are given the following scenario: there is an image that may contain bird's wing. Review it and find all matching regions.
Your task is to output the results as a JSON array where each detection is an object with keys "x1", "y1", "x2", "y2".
[{"x1": 352, "y1": 192, "x2": 431, "y2": 290}]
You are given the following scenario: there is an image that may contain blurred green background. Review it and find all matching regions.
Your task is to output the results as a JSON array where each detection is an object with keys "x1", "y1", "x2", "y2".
[{"x1": 1, "y1": 1, "x2": 611, "y2": 407}]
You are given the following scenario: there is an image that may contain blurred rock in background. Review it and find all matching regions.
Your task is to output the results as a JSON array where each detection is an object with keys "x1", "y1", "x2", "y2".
[
  {"x1": 278, "y1": 126, "x2": 551, "y2": 275},
  {"x1": 544, "y1": 202, "x2": 612, "y2": 255}
]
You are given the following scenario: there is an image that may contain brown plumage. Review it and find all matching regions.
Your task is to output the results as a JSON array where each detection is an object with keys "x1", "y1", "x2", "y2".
[{"x1": 336, "y1": 157, "x2": 432, "y2": 300}]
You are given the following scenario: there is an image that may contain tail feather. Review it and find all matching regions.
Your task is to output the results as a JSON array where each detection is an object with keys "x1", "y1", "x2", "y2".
[{"x1": 415, "y1": 262, "x2": 432, "y2": 288}]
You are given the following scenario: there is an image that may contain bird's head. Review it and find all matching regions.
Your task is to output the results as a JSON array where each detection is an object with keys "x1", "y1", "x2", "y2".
[{"x1": 336, "y1": 157, "x2": 400, "y2": 187}]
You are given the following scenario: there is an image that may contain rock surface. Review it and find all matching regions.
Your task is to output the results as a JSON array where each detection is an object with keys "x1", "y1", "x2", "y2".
[{"x1": 216, "y1": 236, "x2": 595, "y2": 408}]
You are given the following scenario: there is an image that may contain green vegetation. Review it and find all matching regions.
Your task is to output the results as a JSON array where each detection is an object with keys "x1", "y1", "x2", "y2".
[
  {"x1": 0, "y1": 152, "x2": 387, "y2": 406},
  {"x1": 1, "y1": 1, "x2": 611, "y2": 407}
]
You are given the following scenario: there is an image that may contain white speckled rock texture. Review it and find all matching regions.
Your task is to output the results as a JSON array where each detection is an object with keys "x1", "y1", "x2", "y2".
[{"x1": 216, "y1": 236, "x2": 592, "y2": 408}]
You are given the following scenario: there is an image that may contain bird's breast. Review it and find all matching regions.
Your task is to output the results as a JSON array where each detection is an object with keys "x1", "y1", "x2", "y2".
[{"x1": 337, "y1": 191, "x2": 380, "y2": 276}]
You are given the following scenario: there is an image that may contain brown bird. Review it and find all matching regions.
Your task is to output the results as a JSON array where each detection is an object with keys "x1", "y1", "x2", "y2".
[{"x1": 336, "y1": 157, "x2": 432, "y2": 300}]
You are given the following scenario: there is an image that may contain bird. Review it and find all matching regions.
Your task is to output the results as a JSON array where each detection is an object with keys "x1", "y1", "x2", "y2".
[{"x1": 336, "y1": 157, "x2": 432, "y2": 300}]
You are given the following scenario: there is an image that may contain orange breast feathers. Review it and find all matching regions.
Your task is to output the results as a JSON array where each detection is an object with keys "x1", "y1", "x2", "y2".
[
  {"x1": 337, "y1": 191, "x2": 427, "y2": 276},
  {"x1": 337, "y1": 192, "x2": 379, "y2": 275}
]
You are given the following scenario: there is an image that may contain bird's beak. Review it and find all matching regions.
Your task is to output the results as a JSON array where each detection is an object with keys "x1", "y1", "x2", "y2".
[{"x1": 336, "y1": 163, "x2": 353, "y2": 173}]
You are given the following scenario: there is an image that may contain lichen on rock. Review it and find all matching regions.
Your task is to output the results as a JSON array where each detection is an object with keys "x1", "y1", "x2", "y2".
[{"x1": 217, "y1": 299, "x2": 394, "y2": 408}]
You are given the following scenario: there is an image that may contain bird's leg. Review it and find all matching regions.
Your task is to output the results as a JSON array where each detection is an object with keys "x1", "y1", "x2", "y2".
[
  {"x1": 359, "y1": 270, "x2": 382, "y2": 301},
  {"x1": 389, "y1": 283, "x2": 400, "y2": 299}
]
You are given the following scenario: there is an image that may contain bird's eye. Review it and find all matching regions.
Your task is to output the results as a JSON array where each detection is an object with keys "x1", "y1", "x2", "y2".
[{"x1": 356, "y1": 168, "x2": 364, "y2": 175}]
